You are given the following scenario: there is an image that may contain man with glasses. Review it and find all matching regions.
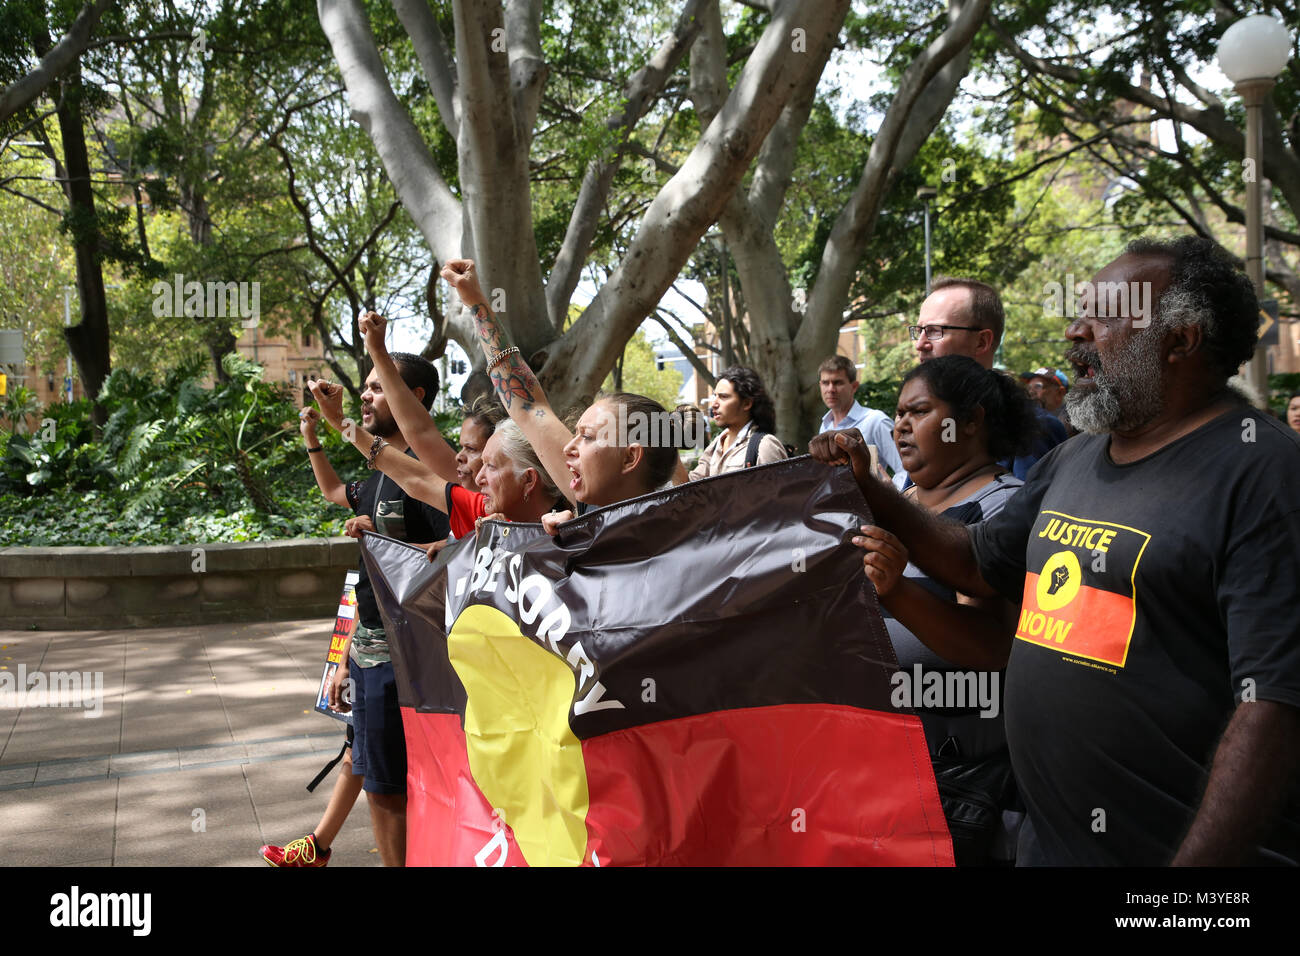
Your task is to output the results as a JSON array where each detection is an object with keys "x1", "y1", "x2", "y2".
[
  {"x1": 905, "y1": 277, "x2": 1066, "y2": 479},
  {"x1": 909, "y1": 277, "x2": 1004, "y2": 368}
]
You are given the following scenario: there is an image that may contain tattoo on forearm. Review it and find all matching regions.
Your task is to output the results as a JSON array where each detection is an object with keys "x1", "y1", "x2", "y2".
[
  {"x1": 490, "y1": 355, "x2": 541, "y2": 410},
  {"x1": 470, "y1": 303, "x2": 550, "y2": 416},
  {"x1": 472, "y1": 303, "x2": 507, "y2": 353}
]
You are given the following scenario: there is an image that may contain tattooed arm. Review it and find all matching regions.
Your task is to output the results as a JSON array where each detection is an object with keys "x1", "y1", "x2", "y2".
[{"x1": 440, "y1": 259, "x2": 578, "y2": 505}]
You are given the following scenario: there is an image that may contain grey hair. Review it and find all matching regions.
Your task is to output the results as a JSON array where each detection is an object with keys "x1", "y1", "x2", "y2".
[
  {"x1": 492, "y1": 419, "x2": 560, "y2": 503},
  {"x1": 1153, "y1": 287, "x2": 1209, "y2": 338},
  {"x1": 1125, "y1": 236, "x2": 1258, "y2": 376}
]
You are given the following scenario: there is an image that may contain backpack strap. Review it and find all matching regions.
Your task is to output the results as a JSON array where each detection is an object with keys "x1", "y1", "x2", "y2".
[{"x1": 744, "y1": 430, "x2": 767, "y2": 468}]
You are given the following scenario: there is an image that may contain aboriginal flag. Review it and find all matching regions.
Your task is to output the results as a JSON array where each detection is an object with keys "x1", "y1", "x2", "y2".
[{"x1": 361, "y1": 457, "x2": 953, "y2": 866}]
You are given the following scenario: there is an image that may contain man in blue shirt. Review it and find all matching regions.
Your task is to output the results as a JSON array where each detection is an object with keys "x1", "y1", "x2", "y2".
[{"x1": 817, "y1": 355, "x2": 904, "y2": 476}]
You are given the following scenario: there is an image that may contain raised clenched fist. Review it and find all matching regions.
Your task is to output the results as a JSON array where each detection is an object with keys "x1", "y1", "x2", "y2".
[{"x1": 440, "y1": 259, "x2": 487, "y2": 308}]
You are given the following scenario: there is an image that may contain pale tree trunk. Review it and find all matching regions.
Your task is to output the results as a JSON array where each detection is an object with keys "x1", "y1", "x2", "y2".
[
  {"x1": 690, "y1": 0, "x2": 812, "y2": 442},
  {"x1": 318, "y1": 0, "x2": 464, "y2": 267},
  {"x1": 450, "y1": 0, "x2": 550, "y2": 359},
  {"x1": 545, "y1": 0, "x2": 708, "y2": 327},
  {"x1": 324, "y1": 0, "x2": 554, "y2": 358}
]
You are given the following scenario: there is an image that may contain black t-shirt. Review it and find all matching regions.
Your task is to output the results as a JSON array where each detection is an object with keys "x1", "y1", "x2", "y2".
[
  {"x1": 970, "y1": 405, "x2": 1300, "y2": 865},
  {"x1": 346, "y1": 463, "x2": 450, "y2": 630}
]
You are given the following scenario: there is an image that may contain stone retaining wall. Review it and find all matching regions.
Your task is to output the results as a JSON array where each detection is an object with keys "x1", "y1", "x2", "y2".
[{"x1": 0, "y1": 538, "x2": 360, "y2": 629}]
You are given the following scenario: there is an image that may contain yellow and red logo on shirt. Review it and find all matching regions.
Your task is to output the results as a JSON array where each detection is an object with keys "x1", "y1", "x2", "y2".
[{"x1": 1016, "y1": 510, "x2": 1151, "y2": 668}]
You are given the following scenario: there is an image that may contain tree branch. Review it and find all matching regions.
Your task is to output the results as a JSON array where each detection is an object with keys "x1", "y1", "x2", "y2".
[
  {"x1": 450, "y1": 0, "x2": 550, "y2": 354},
  {"x1": 0, "y1": 0, "x2": 114, "y2": 124},
  {"x1": 545, "y1": 0, "x2": 707, "y2": 326},
  {"x1": 801, "y1": 0, "x2": 992, "y2": 358},
  {"x1": 990, "y1": 13, "x2": 1300, "y2": 218},
  {"x1": 317, "y1": 0, "x2": 462, "y2": 266},
  {"x1": 651, "y1": 309, "x2": 716, "y2": 387},
  {"x1": 389, "y1": 0, "x2": 460, "y2": 139},
  {"x1": 506, "y1": 0, "x2": 547, "y2": 148},
  {"x1": 538, "y1": 0, "x2": 853, "y2": 403}
]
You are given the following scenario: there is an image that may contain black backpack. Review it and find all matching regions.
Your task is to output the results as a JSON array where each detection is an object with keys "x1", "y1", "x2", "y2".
[{"x1": 744, "y1": 431, "x2": 796, "y2": 467}]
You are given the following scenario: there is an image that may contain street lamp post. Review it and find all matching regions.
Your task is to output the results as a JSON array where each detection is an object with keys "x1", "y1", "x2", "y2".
[
  {"x1": 1217, "y1": 14, "x2": 1293, "y2": 401},
  {"x1": 63, "y1": 285, "x2": 75, "y2": 402},
  {"x1": 916, "y1": 186, "x2": 938, "y2": 296}
]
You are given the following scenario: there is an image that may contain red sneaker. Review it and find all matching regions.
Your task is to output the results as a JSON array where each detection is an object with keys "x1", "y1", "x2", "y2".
[{"x1": 260, "y1": 833, "x2": 331, "y2": 867}]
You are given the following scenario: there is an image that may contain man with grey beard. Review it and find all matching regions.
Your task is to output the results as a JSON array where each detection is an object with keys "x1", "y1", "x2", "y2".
[{"x1": 810, "y1": 236, "x2": 1300, "y2": 866}]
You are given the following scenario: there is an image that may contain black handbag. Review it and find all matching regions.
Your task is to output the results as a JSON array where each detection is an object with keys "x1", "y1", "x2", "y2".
[{"x1": 931, "y1": 745, "x2": 1018, "y2": 867}]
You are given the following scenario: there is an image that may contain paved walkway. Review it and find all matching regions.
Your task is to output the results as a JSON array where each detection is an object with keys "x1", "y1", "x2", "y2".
[{"x1": 0, "y1": 618, "x2": 382, "y2": 867}]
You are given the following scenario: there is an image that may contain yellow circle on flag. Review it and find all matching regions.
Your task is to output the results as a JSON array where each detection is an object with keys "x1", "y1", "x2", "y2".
[
  {"x1": 447, "y1": 604, "x2": 590, "y2": 867},
  {"x1": 1036, "y1": 550, "x2": 1082, "y2": 612}
]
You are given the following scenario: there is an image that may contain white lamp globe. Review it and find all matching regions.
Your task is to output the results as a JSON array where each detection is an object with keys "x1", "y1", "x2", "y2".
[{"x1": 1217, "y1": 15, "x2": 1292, "y2": 83}]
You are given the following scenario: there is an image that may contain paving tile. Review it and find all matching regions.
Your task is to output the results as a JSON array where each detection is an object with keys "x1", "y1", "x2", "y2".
[
  {"x1": 1, "y1": 721, "x2": 121, "y2": 764},
  {"x1": 327, "y1": 826, "x2": 386, "y2": 867},
  {"x1": 0, "y1": 618, "x2": 396, "y2": 866},
  {"x1": 0, "y1": 764, "x2": 36, "y2": 787},
  {"x1": 0, "y1": 637, "x2": 52, "y2": 664},
  {"x1": 0, "y1": 707, "x2": 21, "y2": 755},
  {"x1": 224, "y1": 706, "x2": 322, "y2": 742},
  {"x1": 36, "y1": 757, "x2": 111, "y2": 784},
  {"x1": 119, "y1": 714, "x2": 233, "y2": 753},
  {"x1": 117, "y1": 764, "x2": 256, "y2": 802},
  {"x1": 115, "y1": 818, "x2": 265, "y2": 867},
  {"x1": 251, "y1": 791, "x2": 338, "y2": 840},
  {"x1": 114, "y1": 767, "x2": 257, "y2": 852},
  {"x1": 0, "y1": 823, "x2": 115, "y2": 866},
  {"x1": 310, "y1": 730, "x2": 350, "y2": 753},
  {"x1": 243, "y1": 737, "x2": 319, "y2": 759},
  {"x1": 178, "y1": 743, "x2": 247, "y2": 769},
  {"x1": 208, "y1": 666, "x2": 314, "y2": 689},
  {"x1": 0, "y1": 778, "x2": 118, "y2": 834},
  {"x1": 110, "y1": 750, "x2": 181, "y2": 775},
  {"x1": 244, "y1": 753, "x2": 343, "y2": 810}
]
